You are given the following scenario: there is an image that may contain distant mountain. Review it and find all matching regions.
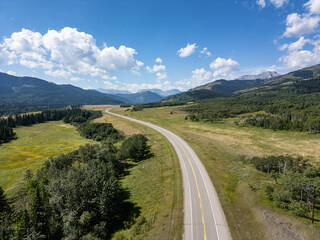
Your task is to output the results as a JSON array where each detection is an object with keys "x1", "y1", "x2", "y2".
[
  {"x1": 138, "y1": 88, "x2": 182, "y2": 97},
  {"x1": 165, "y1": 64, "x2": 320, "y2": 103},
  {"x1": 112, "y1": 91, "x2": 164, "y2": 104},
  {"x1": 236, "y1": 71, "x2": 280, "y2": 80},
  {"x1": 165, "y1": 79, "x2": 266, "y2": 102},
  {"x1": 0, "y1": 72, "x2": 123, "y2": 106},
  {"x1": 97, "y1": 88, "x2": 132, "y2": 95},
  {"x1": 238, "y1": 64, "x2": 320, "y2": 95}
]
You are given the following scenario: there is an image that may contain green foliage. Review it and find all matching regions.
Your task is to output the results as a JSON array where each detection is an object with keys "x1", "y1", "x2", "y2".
[
  {"x1": 0, "y1": 122, "x2": 154, "y2": 239},
  {"x1": 120, "y1": 134, "x2": 151, "y2": 162},
  {"x1": 78, "y1": 123, "x2": 124, "y2": 142},
  {"x1": 252, "y1": 155, "x2": 320, "y2": 218}
]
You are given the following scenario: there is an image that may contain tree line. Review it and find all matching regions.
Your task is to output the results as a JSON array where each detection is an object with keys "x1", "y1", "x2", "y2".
[
  {"x1": 250, "y1": 155, "x2": 320, "y2": 218},
  {"x1": 0, "y1": 108, "x2": 102, "y2": 144},
  {"x1": 0, "y1": 126, "x2": 151, "y2": 239},
  {"x1": 184, "y1": 90, "x2": 320, "y2": 133}
]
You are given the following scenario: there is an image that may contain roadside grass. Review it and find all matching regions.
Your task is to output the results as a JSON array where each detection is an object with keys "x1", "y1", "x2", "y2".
[
  {"x1": 83, "y1": 106, "x2": 183, "y2": 240},
  {"x1": 111, "y1": 105, "x2": 320, "y2": 240},
  {"x1": 0, "y1": 121, "x2": 93, "y2": 196}
]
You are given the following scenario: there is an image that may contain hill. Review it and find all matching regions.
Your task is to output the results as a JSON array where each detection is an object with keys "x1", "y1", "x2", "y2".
[
  {"x1": 112, "y1": 91, "x2": 164, "y2": 104},
  {"x1": 0, "y1": 72, "x2": 123, "y2": 107},
  {"x1": 165, "y1": 78, "x2": 267, "y2": 102},
  {"x1": 138, "y1": 88, "x2": 182, "y2": 97}
]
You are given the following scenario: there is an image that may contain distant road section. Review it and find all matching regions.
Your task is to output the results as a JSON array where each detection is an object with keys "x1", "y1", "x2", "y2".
[{"x1": 106, "y1": 109, "x2": 232, "y2": 240}]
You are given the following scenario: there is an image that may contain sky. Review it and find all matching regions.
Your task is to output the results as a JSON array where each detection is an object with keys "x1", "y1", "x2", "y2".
[{"x1": 0, "y1": 0, "x2": 320, "y2": 92}]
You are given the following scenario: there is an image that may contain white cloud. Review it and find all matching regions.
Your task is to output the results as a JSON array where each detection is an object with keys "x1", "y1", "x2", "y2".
[
  {"x1": 7, "y1": 70, "x2": 16, "y2": 76},
  {"x1": 279, "y1": 36, "x2": 309, "y2": 51},
  {"x1": 257, "y1": 0, "x2": 266, "y2": 8},
  {"x1": 200, "y1": 47, "x2": 212, "y2": 57},
  {"x1": 178, "y1": 43, "x2": 197, "y2": 58},
  {"x1": 146, "y1": 64, "x2": 166, "y2": 73},
  {"x1": 0, "y1": 27, "x2": 142, "y2": 81},
  {"x1": 269, "y1": 0, "x2": 288, "y2": 8},
  {"x1": 175, "y1": 68, "x2": 212, "y2": 88},
  {"x1": 280, "y1": 40, "x2": 320, "y2": 68},
  {"x1": 283, "y1": 13, "x2": 320, "y2": 37},
  {"x1": 210, "y1": 57, "x2": 239, "y2": 79},
  {"x1": 305, "y1": 0, "x2": 320, "y2": 14},
  {"x1": 45, "y1": 69, "x2": 71, "y2": 78},
  {"x1": 103, "y1": 80, "x2": 120, "y2": 89},
  {"x1": 70, "y1": 77, "x2": 82, "y2": 81},
  {"x1": 156, "y1": 72, "x2": 167, "y2": 81},
  {"x1": 145, "y1": 58, "x2": 167, "y2": 81}
]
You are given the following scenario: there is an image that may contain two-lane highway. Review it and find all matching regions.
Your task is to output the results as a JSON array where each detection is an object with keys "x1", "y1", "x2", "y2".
[{"x1": 106, "y1": 109, "x2": 232, "y2": 240}]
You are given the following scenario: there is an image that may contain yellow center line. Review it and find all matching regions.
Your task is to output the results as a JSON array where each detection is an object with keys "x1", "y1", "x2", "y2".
[{"x1": 177, "y1": 141, "x2": 207, "y2": 240}]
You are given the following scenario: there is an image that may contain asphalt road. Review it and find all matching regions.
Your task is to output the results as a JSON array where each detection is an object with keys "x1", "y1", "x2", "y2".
[{"x1": 105, "y1": 109, "x2": 232, "y2": 240}]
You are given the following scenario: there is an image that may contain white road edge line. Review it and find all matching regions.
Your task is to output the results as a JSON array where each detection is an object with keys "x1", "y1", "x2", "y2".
[{"x1": 105, "y1": 108, "x2": 231, "y2": 240}]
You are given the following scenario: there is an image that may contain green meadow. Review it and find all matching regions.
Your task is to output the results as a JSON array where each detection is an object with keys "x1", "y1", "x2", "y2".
[{"x1": 0, "y1": 121, "x2": 93, "y2": 196}]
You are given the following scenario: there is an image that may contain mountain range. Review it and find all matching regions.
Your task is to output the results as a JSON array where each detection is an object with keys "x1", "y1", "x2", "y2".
[
  {"x1": 96, "y1": 88, "x2": 182, "y2": 104},
  {"x1": 165, "y1": 66, "x2": 320, "y2": 103},
  {"x1": 236, "y1": 71, "x2": 280, "y2": 80},
  {"x1": 0, "y1": 72, "x2": 123, "y2": 106}
]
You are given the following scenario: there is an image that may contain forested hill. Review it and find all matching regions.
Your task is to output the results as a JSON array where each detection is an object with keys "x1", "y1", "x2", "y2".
[
  {"x1": 0, "y1": 72, "x2": 123, "y2": 107},
  {"x1": 165, "y1": 64, "x2": 320, "y2": 103}
]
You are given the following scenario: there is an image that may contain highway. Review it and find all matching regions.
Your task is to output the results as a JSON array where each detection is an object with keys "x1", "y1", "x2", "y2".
[{"x1": 105, "y1": 108, "x2": 232, "y2": 240}]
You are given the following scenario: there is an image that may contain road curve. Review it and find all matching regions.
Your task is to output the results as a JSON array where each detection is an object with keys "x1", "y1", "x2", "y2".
[{"x1": 105, "y1": 108, "x2": 232, "y2": 240}]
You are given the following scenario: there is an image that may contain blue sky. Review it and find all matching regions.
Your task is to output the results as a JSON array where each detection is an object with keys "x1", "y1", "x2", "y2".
[{"x1": 0, "y1": 0, "x2": 320, "y2": 92}]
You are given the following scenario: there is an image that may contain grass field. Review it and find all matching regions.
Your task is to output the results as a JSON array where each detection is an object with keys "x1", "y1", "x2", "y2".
[
  {"x1": 0, "y1": 121, "x2": 93, "y2": 196},
  {"x1": 110, "y1": 105, "x2": 320, "y2": 240},
  {"x1": 84, "y1": 106, "x2": 184, "y2": 240}
]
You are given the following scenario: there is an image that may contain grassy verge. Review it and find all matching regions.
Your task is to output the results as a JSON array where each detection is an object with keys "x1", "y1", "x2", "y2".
[
  {"x1": 110, "y1": 105, "x2": 320, "y2": 240},
  {"x1": 84, "y1": 106, "x2": 183, "y2": 240},
  {"x1": 0, "y1": 121, "x2": 93, "y2": 196}
]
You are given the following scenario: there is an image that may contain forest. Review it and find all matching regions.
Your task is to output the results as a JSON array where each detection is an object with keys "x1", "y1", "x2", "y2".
[
  {"x1": 0, "y1": 111, "x2": 151, "y2": 239},
  {"x1": 184, "y1": 85, "x2": 320, "y2": 133},
  {"x1": 249, "y1": 155, "x2": 320, "y2": 218}
]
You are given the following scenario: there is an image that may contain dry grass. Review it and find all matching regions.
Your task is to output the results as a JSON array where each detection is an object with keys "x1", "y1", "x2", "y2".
[{"x1": 111, "y1": 105, "x2": 320, "y2": 240}]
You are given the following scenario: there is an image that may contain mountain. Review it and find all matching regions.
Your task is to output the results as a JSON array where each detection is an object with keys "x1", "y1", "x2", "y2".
[
  {"x1": 97, "y1": 88, "x2": 132, "y2": 95},
  {"x1": 0, "y1": 72, "x2": 123, "y2": 106},
  {"x1": 236, "y1": 71, "x2": 280, "y2": 80},
  {"x1": 237, "y1": 64, "x2": 320, "y2": 95},
  {"x1": 112, "y1": 91, "x2": 164, "y2": 104},
  {"x1": 138, "y1": 88, "x2": 182, "y2": 97},
  {"x1": 165, "y1": 64, "x2": 320, "y2": 103},
  {"x1": 165, "y1": 79, "x2": 267, "y2": 102}
]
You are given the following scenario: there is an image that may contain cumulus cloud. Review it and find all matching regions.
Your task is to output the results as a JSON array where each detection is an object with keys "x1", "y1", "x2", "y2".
[
  {"x1": 305, "y1": 0, "x2": 320, "y2": 14},
  {"x1": 178, "y1": 43, "x2": 197, "y2": 58},
  {"x1": 257, "y1": 0, "x2": 266, "y2": 8},
  {"x1": 45, "y1": 69, "x2": 71, "y2": 78},
  {"x1": 279, "y1": 36, "x2": 309, "y2": 51},
  {"x1": 280, "y1": 38, "x2": 320, "y2": 68},
  {"x1": 283, "y1": 13, "x2": 320, "y2": 37},
  {"x1": 0, "y1": 27, "x2": 142, "y2": 80},
  {"x1": 210, "y1": 57, "x2": 239, "y2": 79},
  {"x1": 145, "y1": 57, "x2": 167, "y2": 81},
  {"x1": 175, "y1": 68, "x2": 212, "y2": 88},
  {"x1": 200, "y1": 47, "x2": 212, "y2": 57},
  {"x1": 146, "y1": 64, "x2": 166, "y2": 73}
]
